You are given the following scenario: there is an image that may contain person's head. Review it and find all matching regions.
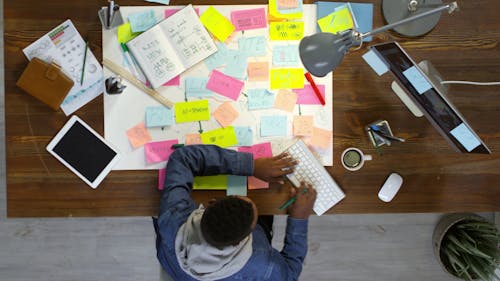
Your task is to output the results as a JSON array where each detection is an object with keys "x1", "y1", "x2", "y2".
[{"x1": 201, "y1": 196, "x2": 258, "y2": 247}]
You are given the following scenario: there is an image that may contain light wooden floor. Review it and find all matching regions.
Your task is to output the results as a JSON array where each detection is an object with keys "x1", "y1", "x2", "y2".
[{"x1": 0, "y1": 2, "x2": 495, "y2": 280}]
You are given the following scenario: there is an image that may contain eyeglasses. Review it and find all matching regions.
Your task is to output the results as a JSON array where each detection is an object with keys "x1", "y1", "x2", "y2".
[{"x1": 105, "y1": 75, "x2": 127, "y2": 94}]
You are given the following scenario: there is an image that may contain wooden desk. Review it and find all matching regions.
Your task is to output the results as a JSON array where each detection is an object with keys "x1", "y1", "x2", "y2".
[{"x1": 4, "y1": 0, "x2": 500, "y2": 217}]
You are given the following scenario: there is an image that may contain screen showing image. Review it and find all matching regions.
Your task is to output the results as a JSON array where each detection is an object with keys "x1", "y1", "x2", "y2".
[{"x1": 52, "y1": 121, "x2": 118, "y2": 182}]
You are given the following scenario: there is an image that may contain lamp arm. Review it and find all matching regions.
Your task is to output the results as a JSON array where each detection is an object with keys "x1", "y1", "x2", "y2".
[{"x1": 359, "y1": 2, "x2": 458, "y2": 39}]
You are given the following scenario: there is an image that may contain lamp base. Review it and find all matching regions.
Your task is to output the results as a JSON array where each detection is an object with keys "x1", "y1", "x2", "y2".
[{"x1": 382, "y1": 0, "x2": 443, "y2": 37}]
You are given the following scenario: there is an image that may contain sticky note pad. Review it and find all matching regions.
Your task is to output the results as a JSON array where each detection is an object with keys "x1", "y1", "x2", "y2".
[
  {"x1": 226, "y1": 175, "x2": 248, "y2": 196},
  {"x1": 206, "y1": 70, "x2": 244, "y2": 101},
  {"x1": 270, "y1": 68, "x2": 304, "y2": 89},
  {"x1": 239, "y1": 36, "x2": 267, "y2": 57},
  {"x1": 317, "y1": 5, "x2": 354, "y2": 34},
  {"x1": 145, "y1": 106, "x2": 173, "y2": 128},
  {"x1": 200, "y1": 6, "x2": 235, "y2": 42},
  {"x1": 193, "y1": 175, "x2": 227, "y2": 190},
  {"x1": 275, "y1": 89, "x2": 298, "y2": 112},
  {"x1": 310, "y1": 127, "x2": 332, "y2": 149},
  {"x1": 247, "y1": 89, "x2": 275, "y2": 110},
  {"x1": 175, "y1": 100, "x2": 210, "y2": 123},
  {"x1": 293, "y1": 115, "x2": 314, "y2": 136},
  {"x1": 185, "y1": 77, "x2": 212, "y2": 98},
  {"x1": 294, "y1": 84, "x2": 326, "y2": 104},
  {"x1": 158, "y1": 168, "x2": 166, "y2": 190},
  {"x1": 450, "y1": 123, "x2": 481, "y2": 152},
  {"x1": 212, "y1": 102, "x2": 239, "y2": 127},
  {"x1": 201, "y1": 126, "x2": 238, "y2": 147},
  {"x1": 128, "y1": 10, "x2": 157, "y2": 33},
  {"x1": 117, "y1": 23, "x2": 139, "y2": 43},
  {"x1": 362, "y1": 50, "x2": 389, "y2": 76},
  {"x1": 231, "y1": 8, "x2": 267, "y2": 31},
  {"x1": 403, "y1": 66, "x2": 432, "y2": 94},
  {"x1": 126, "y1": 122, "x2": 152, "y2": 149},
  {"x1": 247, "y1": 62, "x2": 269, "y2": 82},
  {"x1": 234, "y1": 126, "x2": 253, "y2": 147},
  {"x1": 269, "y1": 22, "x2": 304, "y2": 40},
  {"x1": 185, "y1": 133, "x2": 202, "y2": 145},
  {"x1": 272, "y1": 45, "x2": 300, "y2": 66},
  {"x1": 261, "y1": 116, "x2": 287, "y2": 137},
  {"x1": 144, "y1": 139, "x2": 178, "y2": 164}
]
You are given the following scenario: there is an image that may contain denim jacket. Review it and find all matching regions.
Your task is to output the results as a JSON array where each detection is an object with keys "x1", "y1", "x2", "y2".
[{"x1": 154, "y1": 145, "x2": 308, "y2": 281}]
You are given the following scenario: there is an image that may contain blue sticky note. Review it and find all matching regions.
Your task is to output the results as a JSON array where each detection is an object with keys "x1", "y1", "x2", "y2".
[
  {"x1": 227, "y1": 175, "x2": 247, "y2": 196},
  {"x1": 239, "y1": 36, "x2": 267, "y2": 57},
  {"x1": 234, "y1": 126, "x2": 253, "y2": 147},
  {"x1": 128, "y1": 10, "x2": 157, "y2": 33},
  {"x1": 224, "y1": 51, "x2": 248, "y2": 79},
  {"x1": 272, "y1": 45, "x2": 299, "y2": 66},
  {"x1": 362, "y1": 50, "x2": 389, "y2": 76},
  {"x1": 247, "y1": 89, "x2": 275, "y2": 110},
  {"x1": 205, "y1": 42, "x2": 229, "y2": 71},
  {"x1": 261, "y1": 116, "x2": 287, "y2": 137},
  {"x1": 185, "y1": 77, "x2": 213, "y2": 98},
  {"x1": 450, "y1": 123, "x2": 481, "y2": 152},
  {"x1": 316, "y1": 2, "x2": 373, "y2": 41},
  {"x1": 403, "y1": 66, "x2": 432, "y2": 95},
  {"x1": 145, "y1": 106, "x2": 173, "y2": 127}
]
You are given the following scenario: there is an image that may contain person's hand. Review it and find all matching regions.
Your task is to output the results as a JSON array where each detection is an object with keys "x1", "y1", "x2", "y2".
[
  {"x1": 253, "y1": 153, "x2": 297, "y2": 184},
  {"x1": 288, "y1": 182, "x2": 317, "y2": 219}
]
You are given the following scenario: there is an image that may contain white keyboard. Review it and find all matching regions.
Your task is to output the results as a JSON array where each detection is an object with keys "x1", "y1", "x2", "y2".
[{"x1": 283, "y1": 140, "x2": 345, "y2": 215}]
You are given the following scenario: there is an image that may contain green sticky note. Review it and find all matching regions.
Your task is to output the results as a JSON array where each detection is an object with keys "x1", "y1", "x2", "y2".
[
  {"x1": 117, "y1": 22, "x2": 140, "y2": 43},
  {"x1": 317, "y1": 5, "x2": 354, "y2": 34},
  {"x1": 175, "y1": 100, "x2": 210, "y2": 123},
  {"x1": 193, "y1": 175, "x2": 228, "y2": 190},
  {"x1": 200, "y1": 126, "x2": 238, "y2": 148},
  {"x1": 200, "y1": 6, "x2": 235, "y2": 42}
]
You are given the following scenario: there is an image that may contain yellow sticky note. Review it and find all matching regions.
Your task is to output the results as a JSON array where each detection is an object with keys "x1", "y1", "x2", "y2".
[
  {"x1": 310, "y1": 127, "x2": 332, "y2": 149},
  {"x1": 175, "y1": 100, "x2": 210, "y2": 123},
  {"x1": 193, "y1": 175, "x2": 227, "y2": 190},
  {"x1": 317, "y1": 6, "x2": 354, "y2": 34},
  {"x1": 269, "y1": 22, "x2": 304, "y2": 40},
  {"x1": 212, "y1": 102, "x2": 239, "y2": 127},
  {"x1": 269, "y1": 0, "x2": 303, "y2": 20},
  {"x1": 293, "y1": 115, "x2": 314, "y2": 136},
  {"x1": 275, "y1": 89, "x2": 298, "y2": 112},
  {"x1": 117, "y1": 22, "x2": 139, "y2": 43},
  {"x1": 270, "y1": 68, "x2": 304, "y2": 89},
  {"x1": 201, "y1": 126, "x2": 238, "y2": 148},
  {"x1": 247, "y1": 62, "x2": 269, "y2": 82},
  {"x1": 200, "y1": 6, "x2": 235, "y2": 42},
  {"x1": 185, "y1": 133, "x2": 202, "y2": 145}
]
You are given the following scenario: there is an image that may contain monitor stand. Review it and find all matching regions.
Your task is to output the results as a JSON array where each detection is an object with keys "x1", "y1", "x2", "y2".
[{"x1": 391, "y1": 60, "x2": 449, "y2": 117}]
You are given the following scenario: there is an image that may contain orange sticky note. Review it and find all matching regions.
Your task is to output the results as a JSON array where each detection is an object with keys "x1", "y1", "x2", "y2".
[
  {"x1": 293, "y1": 115, "x2": 314, "y2": 136},
  {"x1": 126, "y1": 122, "x2": 152, "y2": 149},
  {"x1": 247, "y1": 61, "x2": 269, "y2": 82},
  {"x1": 275, "y1": 89, "x2": 298, "y2": 112},
  {"x1": 248, "y1": 176, "x2": 269, "y2": 190},
  {"x1": 310, "y1": 127, "x2": 332, "y2": 149},
  {"x1": 278, "y1": 0, "x2": 299, "y2": 9},
  {"x1": 213, "y1": 102, "x2": 239, "y2": 127},
  {"x1": 185, "y1": 133, "x2": 202, "y2": 145}
]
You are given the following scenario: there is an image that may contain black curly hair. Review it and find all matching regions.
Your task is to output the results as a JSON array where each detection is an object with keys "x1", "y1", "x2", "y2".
[{"x1": 201, "y1": 196, "x2": 255, "y2": 247}]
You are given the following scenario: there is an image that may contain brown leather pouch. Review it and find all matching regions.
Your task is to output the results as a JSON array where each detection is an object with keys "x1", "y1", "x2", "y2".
[{"x1": 16, "y1": 57, "x2": 74, "y2": 111}]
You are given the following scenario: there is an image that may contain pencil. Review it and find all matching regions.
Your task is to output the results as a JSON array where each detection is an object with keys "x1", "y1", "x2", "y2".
[
  {"x1": 80, "y1": 40, "x2": 89, "y2": 86},
  {"x1": 278, "y1": 188, "x2": 308, "y2": 210},
  {"x1": 304, "y1": 72, "x2": 326, "y2": 105}
]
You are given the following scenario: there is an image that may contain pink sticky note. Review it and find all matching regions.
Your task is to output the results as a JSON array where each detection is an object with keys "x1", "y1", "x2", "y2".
[
  {"x1": 165, "y1": 8, "x2": 200, "y2": 18},
  {"x1": 247, "y1": 62, "x2": 269, "y2": 82},
  {"x1": 238, "y1": 142, "x2": 273, "y2": 159},
  {"x1": 185, "y1": 133, "x2": 202, "y2": 145},
  {"x1": 248, "y1": 176, "x2": 269, "y2": 189},
  {"x1": 231, "y1": 8, "x2": 267, "y2": 31},
  {"x1": 275, "y1": 89, "x2": 298, "y2": 112},
  {"x1": 126, "y1": 122, "x2": 152, "y2": 149},
  {"x1": 293, "y1": 115, "x2": 314, "y2": 136},
  {"x1": 144, "y1": 139, "x2": 178, "y2": 164},
  {"x1": 162, "y1": 75, "x2": 180, "y2": 86},
  {"x1": 294, "y1": 84, "x2": 326, "y2": 105},
  {"x1": 310, "y1": 127, "x2": 332, "y2": 149},
  {"x1": 158, "y1": 168, "x2": 166, "y2": 190},
  {"x1": 213, "y1": 102, "x2": 239, "y2": 127},
  {"x1": 206, "y1": 70, "x2": 244, "y2": 101}
]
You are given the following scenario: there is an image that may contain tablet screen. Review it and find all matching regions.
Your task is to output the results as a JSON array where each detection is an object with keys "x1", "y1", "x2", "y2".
[{"x1": 52, "y1": 120, "x2": 118, "y2": 183}]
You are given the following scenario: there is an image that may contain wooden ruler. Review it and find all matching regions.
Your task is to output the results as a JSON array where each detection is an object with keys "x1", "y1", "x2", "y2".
[{"x1": 102, "y1": 58, "x2": 174, "y2": 108}]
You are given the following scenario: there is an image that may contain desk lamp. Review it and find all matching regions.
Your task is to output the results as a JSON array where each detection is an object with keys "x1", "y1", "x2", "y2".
[{"x1": 299, "y1": 1, "x2": 458, "y2": 77}]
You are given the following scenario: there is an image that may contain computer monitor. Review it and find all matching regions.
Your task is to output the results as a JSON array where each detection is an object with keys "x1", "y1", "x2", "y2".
[{"x1": 369, "y1": 41, "x2": 491, "y2": 154}]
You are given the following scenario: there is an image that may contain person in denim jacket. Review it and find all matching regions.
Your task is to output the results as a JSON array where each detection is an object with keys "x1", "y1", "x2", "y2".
[{"x1": 154, "y1": 145, "x2": 316, "y2": 281}]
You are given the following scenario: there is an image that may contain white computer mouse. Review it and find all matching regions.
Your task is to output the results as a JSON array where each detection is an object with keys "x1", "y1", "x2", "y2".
[{"x1": 378, "y1": 173, "x2": 403, "y2": 202}]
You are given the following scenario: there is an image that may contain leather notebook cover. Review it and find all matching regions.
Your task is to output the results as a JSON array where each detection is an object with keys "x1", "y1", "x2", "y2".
[{"x1": 16, "y1": 57, "x2": 74, "y2": 111}]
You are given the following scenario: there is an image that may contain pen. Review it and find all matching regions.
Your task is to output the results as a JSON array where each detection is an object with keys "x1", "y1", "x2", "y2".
[
  {"x1": 369, "y1": 125, "x2": 406, "y2": 142},
  {"x1": 110, "y1": 5, "x2": 120, "y2": 27},
  {"x1": 120, "y1": 43, "x2": 148, "y2": 84},
  {"x1": 171, "y1": 144, "x2": 185, "y2": 149},
  {"x1": 304, "y1": 72, "x2": 326, "y2": 106},
  {"x1": 278, "y1": 187, "x2": 308, "y2": 210},
  {"x1": 107, "y1": 0, "x2": 114, "y2": 28},
  {"x1": 80, "y1": 40, "x2": 89, "y2": 85}
]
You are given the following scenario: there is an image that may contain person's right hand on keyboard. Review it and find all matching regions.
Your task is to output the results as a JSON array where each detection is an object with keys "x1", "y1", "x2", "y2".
[{"x1": 288, "y1": 182, "x2": 317, "y2": 219}]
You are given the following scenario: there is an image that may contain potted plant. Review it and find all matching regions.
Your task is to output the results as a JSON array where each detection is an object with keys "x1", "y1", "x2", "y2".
[{"x1": 433, "y1": 213, "x2": 500, "y2": 281}]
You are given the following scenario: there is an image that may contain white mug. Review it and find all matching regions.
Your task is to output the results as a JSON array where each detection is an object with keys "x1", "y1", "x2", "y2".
[{"x1": 341, "y1": 147, "x2": 372, "y2": 171}]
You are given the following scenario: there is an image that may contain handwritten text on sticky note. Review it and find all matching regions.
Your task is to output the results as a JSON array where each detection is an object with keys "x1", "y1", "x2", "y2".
[
  {"x1": 238, "y1": 142, "x2": 273, "y2": 158},
  {"x1": 269, "y1": 22, "x2": 304, "y2": 40},
  {"x1": 247, "y1": 89, "x2": 275, "y2": 110},
  {"x1": 126, "y1": 122, "x2": 152, "y2": 149},
  {"x1": 231, "y1": 8, "x2": 267, "y2": 31},
  {"x1": 128, "y1": 10, "x2": 157, "y2": 33},
  {"x1": 201, "y1": 126, "x2": 238, "y2": 147},
  {"x1": 239, "y1": 36, "x2": 267, "y2": 57},
  {"x1": 294, "y1": 84, "x2": 326, "y2": 104},
  {"x1": 175, "y1": 100, "x2": 210, "y2": 123},
  {"x1": 270, "y1": 68, "x2": 304, "y2": 89},
  {"x1": 234, "y1": 126, "x2": 253, "y2": 147},
  {"x1": 206, "y1": 70, "x2": 244, "y2": 101},
  {"x1": 247, "y1": 62, "x2": 269, "y2": 82},
  {"x1": 275, "y1": 89, "x2": 298, "y2": 112},
  {"x1": 200, "y1": 6, "x2": 235, "y2": 42},
  {"x1": 293, "y1": 115, "x2": 314, "y2": 136},
  {"x1": 185, "y1": 77, "x2": 212, "y2": 98},
  {"x1": 145, "y1": 106, "x2": 173, "y2": 128},
  {"x1": 213, "y1": 102, "x2": 239, "y2": 127},
  {"x1": 261, "y1": 116, "x2": 288, "y2": 137},
  {"x1": 185, "y1": 133, "x2": 202, "y2": 145},
  {"x1": 310, "y1": 127, "x2": 332, "y2": 149},
  {"x1": 272, "y1": 45, "x2": 300, "y2": 66},
  {"x1": 144, "y1": 139, "x2": 178, "y2": 164},
  {"x1": 317, "y1": 5, "x2": 354, "y2": 34}
]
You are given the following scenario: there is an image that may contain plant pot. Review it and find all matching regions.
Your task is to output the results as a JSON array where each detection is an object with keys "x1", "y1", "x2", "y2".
[{"x1": 432, "y1": 213, "x2": 487, "y2": 280}]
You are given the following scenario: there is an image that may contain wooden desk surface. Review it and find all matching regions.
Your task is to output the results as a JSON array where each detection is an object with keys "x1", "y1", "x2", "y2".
[{"x1": 4, "y1": 0, "x2": 500, "y2": 217}]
